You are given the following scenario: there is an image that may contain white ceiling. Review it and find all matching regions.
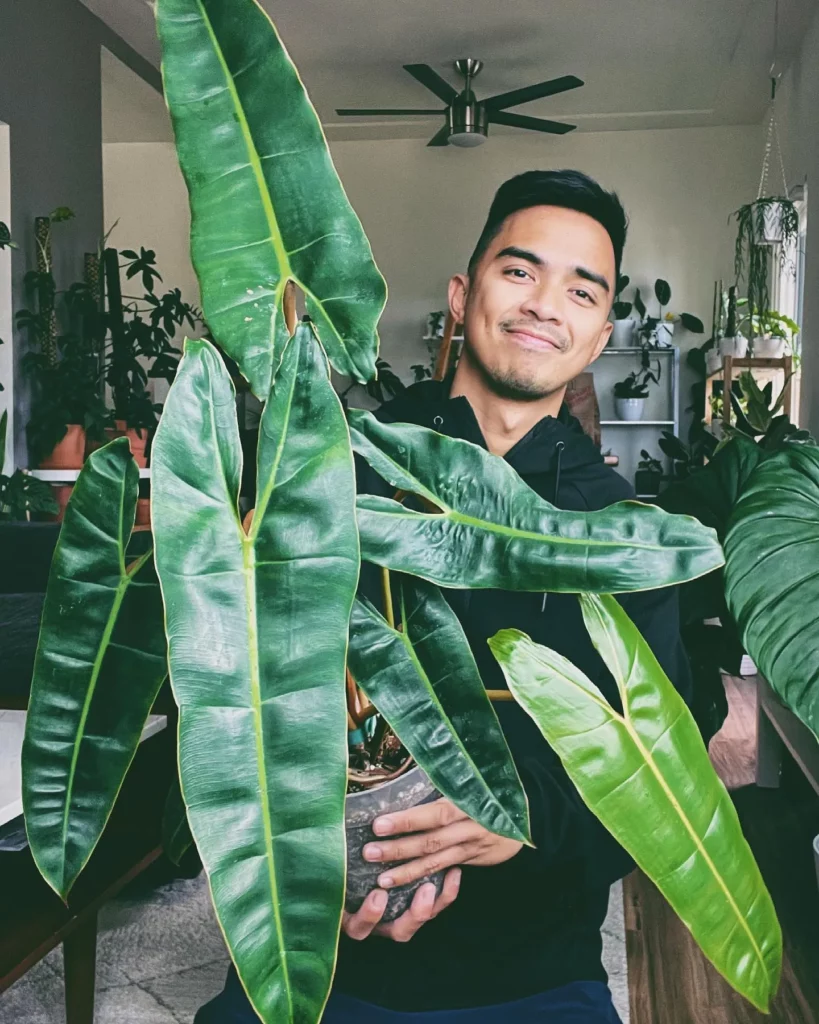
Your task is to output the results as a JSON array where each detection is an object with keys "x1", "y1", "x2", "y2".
[{"x1": 91, "y1": 0, "x2": 818, "y2": 143}]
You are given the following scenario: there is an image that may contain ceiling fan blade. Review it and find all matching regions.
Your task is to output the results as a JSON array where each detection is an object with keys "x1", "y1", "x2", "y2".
[
  {"x1": 335, "y1": 108, "x2": 444, "y2": 116},
  {"x1": 427, "y1": 124, "x2": 451, "y2": 147},
  {"x1": 483, "y1": 75, "x2": 584, "y2": 111},
  {"x1": 487, "y1": 110, "x2": 576, "y2": 135},
  {"x1": 404, "y1": 64, "x2": 459, "y2": 104}
]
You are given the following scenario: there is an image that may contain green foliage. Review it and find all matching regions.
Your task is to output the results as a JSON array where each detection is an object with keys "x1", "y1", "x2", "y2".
[
  {"x1": 613, "y1": 367, "x2": 657, "y2": 399},
  {"x1": 19, "y1": 2, "x2": 784, "y2": 1020},
  {"x1": 731, "y1": 197, "x2": 799, "y2": 322},
  {"x1": 490, "y1": 593, "x2": 782, "y2": 1012}
]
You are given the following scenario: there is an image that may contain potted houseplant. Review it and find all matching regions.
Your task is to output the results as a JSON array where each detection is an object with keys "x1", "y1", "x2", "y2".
[
  {"x1": 613, "y1": 366, "x2": 657, "y2": 420},
  {"x1": 635, "y1": 449, "x2": 663, "y2": 496},
  {"x1": 16, "y1": 213, "x2": 109, "y2": 469},
  {"x1": 103, "y1": 245, "x2": 200, "y2": 466},
  {"x1": 718, "y1": 286, "x2": 748, "y2": 358},
  {"x1": 20, "y1": 2, "x2": 781, "y2": 1022},
  {"x1": 731, "y1": 196, "x2": 799, "y2": 344},
  {"x1": 736, "y1": 300, "x2": 799, "y2": 359},
  {"x1": 634, "y1": 279, "x2": 704, "y2": 348},
  {"x1": 609, "y1": 272, "x2": 635, "y2": 348}
]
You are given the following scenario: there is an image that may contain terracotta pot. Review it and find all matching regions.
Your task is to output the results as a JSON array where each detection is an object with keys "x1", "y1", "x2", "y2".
[
  {"x1": 49, "y1": 484, "x2": 75, "y2": 522},
  {"x1": 115, "y1": 420, "x2": 149, "y2": 468},
  {"x1": 135, "y1": 498, "x2": 151, "y2": 527},
  {"x1": 40, "y1": 425, "x2": 86, "y2": 470}
]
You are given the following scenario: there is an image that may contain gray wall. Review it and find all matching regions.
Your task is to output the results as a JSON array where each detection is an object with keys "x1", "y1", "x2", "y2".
[{"x1": 0, "y1": 0, "x2": 159, "y2": 465}]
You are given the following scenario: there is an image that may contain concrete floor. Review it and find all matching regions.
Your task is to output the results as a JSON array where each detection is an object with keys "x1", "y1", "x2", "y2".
[{"x1": 0, "y1": 873, "x2": 629, "y2": 1023}]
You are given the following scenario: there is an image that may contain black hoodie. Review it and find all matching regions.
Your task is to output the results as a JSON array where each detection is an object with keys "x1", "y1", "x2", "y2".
[{"x1": 334, "y1": 379, "x2": 693, "y2": 1012}]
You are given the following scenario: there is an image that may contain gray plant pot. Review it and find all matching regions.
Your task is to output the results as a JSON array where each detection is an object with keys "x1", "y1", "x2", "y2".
[
  {"x1": 345, "y1": 765, "x2": 445, "y2": 922},
  {"x1": 609, "y1": 319, "x2": 635, "y2": 348},
  {"x1": 614, "y1": 397, "x2": 645, "y2": 421}
]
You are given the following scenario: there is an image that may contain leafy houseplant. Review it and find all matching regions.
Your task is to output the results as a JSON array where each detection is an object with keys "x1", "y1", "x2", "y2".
[
  {"x1": 16, "y1": 212, "x2": 109, "y2": 467},
  {"x1": 736, "y1": 299, "x2": 799, "y2": 360},
  {"x1": 609, "y1": 273, "x2": 635, "y2": 348},
  {"x1": 731, "y1": 197, "x2": 799, "y2": 337},
  {"x1": 635, "y1": 450, "x2": 663, "y2": 496},
  {"x1": 634, "y1": 278, "x2": 704, "y2": 348},
  {"x1": 613, "y1": 366, "x2": 657, "y2": 421},
  {"x1": 21, "y1": 1, "x2": 782, "y2": 1021},
  {"x1": 103, "y1": 245, "x2": 201, "y2": 463}
]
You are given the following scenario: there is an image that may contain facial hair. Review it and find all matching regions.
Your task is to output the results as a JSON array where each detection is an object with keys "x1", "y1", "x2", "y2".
[{"x1": 474, "y1": 319, "x2": 571, "y2": 402}]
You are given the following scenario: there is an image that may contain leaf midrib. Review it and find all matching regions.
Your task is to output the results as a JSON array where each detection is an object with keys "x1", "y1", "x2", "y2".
[{"x1": 584, "y1": 598, "x2": 770, "y2": 987}]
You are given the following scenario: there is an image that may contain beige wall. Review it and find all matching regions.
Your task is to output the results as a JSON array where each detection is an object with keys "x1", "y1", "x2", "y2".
[
  {"x1": 776, "y1": 2, "x2": 819, "y2": 437},
  {"x1": 104, "y1": 124, "x2": 761, "y2": 434}
]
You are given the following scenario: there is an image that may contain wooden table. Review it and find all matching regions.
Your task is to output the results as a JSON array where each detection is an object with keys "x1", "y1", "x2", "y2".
[{"x1": 0, "y1": 713, "x2": 175, "y2": 1023}]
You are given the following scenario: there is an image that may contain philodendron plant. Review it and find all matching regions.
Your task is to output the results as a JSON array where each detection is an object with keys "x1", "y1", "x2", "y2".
[{"x1": 21, "y1": 0, "x2": 781, "y2": 1021}]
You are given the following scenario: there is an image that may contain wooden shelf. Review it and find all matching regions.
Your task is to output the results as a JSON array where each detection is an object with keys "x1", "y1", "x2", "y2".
[
  {"x1": 27, "y1": 468, "x2": 151, "y2": 482},
  {"x1": 706, "y1": 356, "x2": 791, "y2": 381}
]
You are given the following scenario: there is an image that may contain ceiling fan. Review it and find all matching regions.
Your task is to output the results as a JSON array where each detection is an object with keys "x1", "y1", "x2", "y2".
[{"x1": 336, "y1": 59, "x2": 583, "y2": 147}]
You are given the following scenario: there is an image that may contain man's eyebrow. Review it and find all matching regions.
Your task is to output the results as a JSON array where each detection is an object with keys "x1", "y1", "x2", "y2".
[{"x1": 495, "y1": 246, "x2": 611, "y2": 294}]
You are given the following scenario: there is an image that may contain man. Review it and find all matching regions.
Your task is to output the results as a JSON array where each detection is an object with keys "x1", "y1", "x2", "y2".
[{"x1": 197, "y1": 169, "x2": 692, "y2": 1022}]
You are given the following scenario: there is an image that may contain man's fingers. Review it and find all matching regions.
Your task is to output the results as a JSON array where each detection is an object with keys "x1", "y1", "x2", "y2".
[
  {"x1": 374, "y1": 882, "x2": 437, "y2": 942},
  {"x1": 372, "y1": 797, "x2": 466, "y2": 838},
  {"x1": 377, "y1": 843, "x2": 469, "y2": 889},
  {"x1": 341, "y1": 888, "x2": 388, "y2": 941},
  {"x1": 429, "y1": 867, "x2": 462, "y2": 919},
  {"x1": 364, "y1": 820, "x2": 480, "y2": 866}
]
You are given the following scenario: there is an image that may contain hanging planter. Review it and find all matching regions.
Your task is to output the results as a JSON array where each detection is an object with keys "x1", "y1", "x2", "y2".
[{"x1": 731, "y1": 78, "x2": 799, "y2": 327}]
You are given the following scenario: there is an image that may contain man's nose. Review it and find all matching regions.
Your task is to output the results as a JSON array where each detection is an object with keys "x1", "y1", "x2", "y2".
[{"x1": 520, "y1": 280, "x2": 565, "y2": 324}]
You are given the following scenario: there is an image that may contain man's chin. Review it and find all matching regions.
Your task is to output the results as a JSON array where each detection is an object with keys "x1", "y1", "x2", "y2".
[{"x1": 485, "y1": 368, "x2": 556, "y2": 402}]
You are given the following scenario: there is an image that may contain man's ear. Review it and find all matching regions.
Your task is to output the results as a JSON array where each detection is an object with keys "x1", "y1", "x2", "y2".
[
  {"x1": 448, "y1": 273, "x2": 469, "y2": 324},
  {"x1": 591, "y1": 320, "x2": 613, "y2": 362}
]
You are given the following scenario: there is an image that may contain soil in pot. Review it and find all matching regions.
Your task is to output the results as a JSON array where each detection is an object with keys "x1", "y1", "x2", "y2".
[
  {"x1": 346, "y1": 732, "x2": 445, "y2": 922},
  {"x1": 39, "y1": 424, "x2": 86, "y2": 470}
]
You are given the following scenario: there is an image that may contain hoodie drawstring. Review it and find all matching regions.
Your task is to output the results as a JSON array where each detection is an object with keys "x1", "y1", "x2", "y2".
[{"x1": 542, "y1": 441, "x2": 566, "y2": 613}]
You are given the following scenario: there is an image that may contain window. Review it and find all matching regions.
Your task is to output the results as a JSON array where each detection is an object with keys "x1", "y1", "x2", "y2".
[{"x1": 773, "y1": 181, "x2": 807, "y2": 423}]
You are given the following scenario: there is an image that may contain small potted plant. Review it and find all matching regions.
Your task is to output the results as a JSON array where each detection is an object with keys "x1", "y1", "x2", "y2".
[
  {"x1": 613, "y1": 366, "x2": 658, "y2": 421},
  {"x1": 736, "y1": 300, "x2": 798, "y2": 359},
  {"x1": 609, "y1": 273, "x2": 635, "y2": 348},
  {"x1": 634, "y1": 279, "x2": 704, "y2": 348},
  {"x1": 635, "y1": 450, "x2": 663, "y2": 496},
  {"x1": 718, "y1": 286, "x2": 748, "y2": 359}
]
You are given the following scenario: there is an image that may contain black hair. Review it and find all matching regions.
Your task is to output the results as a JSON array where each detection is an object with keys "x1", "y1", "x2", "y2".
[{"x1": 467, "y1": 169, "x2": 628, "y2": 288}]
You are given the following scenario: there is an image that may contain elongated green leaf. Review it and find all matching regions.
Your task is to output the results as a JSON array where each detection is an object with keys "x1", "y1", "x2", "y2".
[
  {"x1": 490, "y1": 593, "x2": 781, "y2": 1013},
  {"x1": 156, "y1": 0, "x2": 387, "y2": 397},
  {"x1": 348, "y1": 579, "x2": 530, "y2": 844},
  {"x1": 350, "y1": 411, "x2": 724, "y2": 592},
  {"x1": 151, "y1": 327, "x2": 358, "y2": 1024},
  {"x1": 22, "y1": 440, "x2": 168, "y2": 898},
  {"x1": 162, "y1": 773, "x2": 194, "y2": 867},
  {"x1": 725, "y1": 445, "x2": 819, "y2": 736}
]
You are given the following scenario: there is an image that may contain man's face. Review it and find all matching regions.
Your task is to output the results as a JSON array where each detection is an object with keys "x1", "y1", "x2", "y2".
[{"x1": 449, "y1": 205, "x2": 615, "y2": 400}]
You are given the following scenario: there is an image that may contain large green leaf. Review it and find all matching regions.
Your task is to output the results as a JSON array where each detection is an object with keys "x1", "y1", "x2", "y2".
[
  {"x1": 725, "y1": 445, "x2": 819, "y2": 736},
  {"x1": 151, "y1": 327, "x2": 358, "y2": 1024},
  {"x1": 350, "y1": 411, "x2": 724, "y2": 592},
  {"x1": 489, "y1": 593, "x2": 781, "y2": 1013},
  {"x1": 657, "y1": 434, "x2": 762, "y2": 542},
  {"x1": 22, "y1": 440, "x2": 168, "y2": 898},
  {"x1": 348, "y1": 578, "x2": 530, "y2": 844},
  {"x1": 156, "y1": 0, "x2": 387, "y2": 397}
]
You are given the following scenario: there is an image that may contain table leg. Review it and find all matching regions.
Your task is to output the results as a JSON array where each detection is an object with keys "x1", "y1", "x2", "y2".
[
  {"x1": 756, "y1": 693, "x2": 783, "y2": 789},
  {"x1": 63, "y1": 911, "x2": 98, "y2": 1024}
]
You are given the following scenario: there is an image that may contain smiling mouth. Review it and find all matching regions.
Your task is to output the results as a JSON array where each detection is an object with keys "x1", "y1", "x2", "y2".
[{"x1": 504, "y1": 328, "x2": 564, "y2": 352}]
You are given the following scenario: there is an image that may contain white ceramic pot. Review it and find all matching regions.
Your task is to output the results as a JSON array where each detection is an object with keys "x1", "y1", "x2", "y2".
[
  {"x1": 753, "y1": 335, "x2": 786, "y2": 358},
  {"x1": 761, "y1": 202, "x2": 785, "y2": 244},
  {"x1": 705, "y1": 349, "x2": 722, "y2": 375},
  {"x1": 655, "y1": 322, "x2": 675, "y2": 347},
  {"x1": 614, "y1": 397, "x2": 645, "y2": 421},
  {"x1": 719, "y1": 336, "x2": 748, "y2": 358},
  {"x1": 609, "y1": 319, "x2": 635, "y2": 348}
]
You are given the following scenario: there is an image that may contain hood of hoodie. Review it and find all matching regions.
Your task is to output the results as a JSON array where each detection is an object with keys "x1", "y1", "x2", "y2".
[{"x1": 375, "y1": 377, "x2": 608, "y2": 489}]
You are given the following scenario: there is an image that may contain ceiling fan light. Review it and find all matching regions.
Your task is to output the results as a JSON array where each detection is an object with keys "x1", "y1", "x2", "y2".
[{"x1": 448, "y1": 130, "x2": 487, "y2": 147}]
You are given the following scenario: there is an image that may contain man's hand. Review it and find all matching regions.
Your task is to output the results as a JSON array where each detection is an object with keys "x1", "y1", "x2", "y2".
[
  {"x1": 364, "y1": 797, "x2": 522, "y2": 889},
  {"x1": 342, "y1": 871, "x2": 462, "y2": 943}
]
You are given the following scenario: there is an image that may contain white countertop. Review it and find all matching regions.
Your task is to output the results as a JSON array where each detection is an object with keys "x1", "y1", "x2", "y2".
[{"x1": 0, "y1": 710, "x2": 167, "y2": 828}]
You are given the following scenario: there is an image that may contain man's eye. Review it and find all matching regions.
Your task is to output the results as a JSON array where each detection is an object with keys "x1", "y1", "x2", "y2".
[
  {"x1": 504, "y1": 268, "x2": 530, "y2": 280},
  {"x1": 574, "y1": 289, "x2": 594, "y2": 302}
]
